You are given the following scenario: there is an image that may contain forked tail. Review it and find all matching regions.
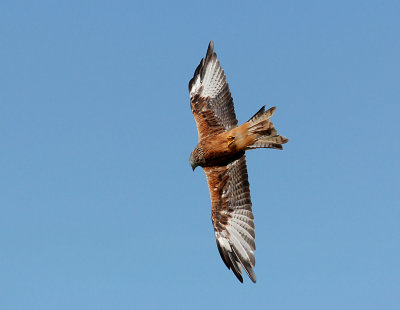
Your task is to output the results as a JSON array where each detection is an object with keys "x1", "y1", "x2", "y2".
[{"x1": 246, "y1": 106, "x2": 289, "y2": 150}]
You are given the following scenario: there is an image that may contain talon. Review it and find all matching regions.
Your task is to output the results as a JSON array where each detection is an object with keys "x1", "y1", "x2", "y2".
[{"x1": 227, "y1": 135, "x2": 235, "y2": 147}]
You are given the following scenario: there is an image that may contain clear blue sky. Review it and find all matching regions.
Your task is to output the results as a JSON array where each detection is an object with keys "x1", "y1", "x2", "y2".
[{"x1": 1, "y1": 1, "x2": 399, "y2": 309}]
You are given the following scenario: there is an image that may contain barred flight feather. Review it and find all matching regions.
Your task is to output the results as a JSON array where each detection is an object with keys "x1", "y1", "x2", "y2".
[{"x1": 189, "y1": 41, "x2": 288, "y2": 283}]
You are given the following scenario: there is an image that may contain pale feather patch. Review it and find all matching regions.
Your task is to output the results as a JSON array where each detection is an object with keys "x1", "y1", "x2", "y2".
[
  {"x1": 229, "y1": 219, "x2": 256, "y2": 241},
  {"x1": 227, "y1": 226, "x2": 255, "y2": 256},
  {"x1": 189, "y1": 74, "x2": 201, "y2": 97},
  {"x1": 216, "y1": 234, "x2": 231, "y2": 252},
  {"x1": 227, "y1": 228, "x2": 252, "y2": 264}
]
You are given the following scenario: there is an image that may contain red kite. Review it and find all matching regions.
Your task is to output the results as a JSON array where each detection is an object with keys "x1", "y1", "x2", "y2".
[{"x1": 189, "y1": 41, "x2": 288, "y2": 283}]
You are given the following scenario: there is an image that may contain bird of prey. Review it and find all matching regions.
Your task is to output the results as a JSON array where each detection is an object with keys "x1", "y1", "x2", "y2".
[{"x1": 189, "y1": 41, "x2": 288, "y2": 283}]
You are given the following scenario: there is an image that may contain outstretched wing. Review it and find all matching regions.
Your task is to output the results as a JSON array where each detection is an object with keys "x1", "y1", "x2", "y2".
[
  {"x1": 189, "y1": 41, "x2": 238, "y2": 141},
  {"x1": 203, "y1": 155, "x2": 256, "y2": 283}
]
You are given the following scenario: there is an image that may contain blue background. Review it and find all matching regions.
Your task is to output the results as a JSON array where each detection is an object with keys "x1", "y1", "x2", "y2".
[{"x1": 1, "y1": 1, "x2": 399, "y2": 309}]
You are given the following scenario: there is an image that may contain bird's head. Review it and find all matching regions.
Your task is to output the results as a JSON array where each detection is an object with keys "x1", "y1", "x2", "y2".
[{"x1": 189, "y1": 146, "x2": 205, "y2": 171}]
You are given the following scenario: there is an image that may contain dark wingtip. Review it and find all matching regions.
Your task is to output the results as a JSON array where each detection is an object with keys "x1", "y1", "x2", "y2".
[
  {"x1": 246, "y1": 268, "x2": 257, "y2": 283},
  {"x1": 217, "y1": 240, "x2": 246, "y2": 283},
  {"x1": 205, "y1": 40, "x2": 215, "y2": 63},
  {"x1": 231, "y1": 262, "x2": 244, "y2": 283},
  {"x1": 208, "y1": 40, "x2": 214, "y2": 52},
  {"x1": 188, "y1": 41, "x2": 215, "y2": 92}
]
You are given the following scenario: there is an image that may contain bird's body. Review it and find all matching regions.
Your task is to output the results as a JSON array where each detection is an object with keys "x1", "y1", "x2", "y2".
[
  {"x1": 189, "y1": 41, "x2": 288, "y2": 283},
  {"x1": 191, "y1": 106, "x2": 286, "y2": 168}
]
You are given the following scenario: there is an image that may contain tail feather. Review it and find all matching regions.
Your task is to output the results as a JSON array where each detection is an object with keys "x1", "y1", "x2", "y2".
[
  {"x1": 247, "y1": 106, "x2": 276, "y2": 123},
  {"x1": 245, "y1": 106, "x2": 288, "y2": 150},
  {"x1": 247, "y1": 135, "x2": 288, "y2": 150}
]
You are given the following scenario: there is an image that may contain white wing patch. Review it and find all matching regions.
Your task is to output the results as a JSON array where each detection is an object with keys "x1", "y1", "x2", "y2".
[
  {"x1": 189, "y1": 41, "x2": 227, "y2": 100},
  {"x1": 213, "y1": 156, "x2": 257, "y2": 283}
]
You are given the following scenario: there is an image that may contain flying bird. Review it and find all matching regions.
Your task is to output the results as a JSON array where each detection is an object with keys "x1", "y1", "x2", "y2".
[{"x1": 189, "y1": 41, "x2": 289, "y2": 283}]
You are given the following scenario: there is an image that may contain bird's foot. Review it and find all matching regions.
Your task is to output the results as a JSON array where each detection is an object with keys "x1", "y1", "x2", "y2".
[{"x1": 227, "y1": 135, "x2": 235, "y2": 147}]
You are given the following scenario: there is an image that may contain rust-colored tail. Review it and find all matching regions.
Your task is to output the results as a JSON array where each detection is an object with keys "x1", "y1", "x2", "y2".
[{"x1": 246, "y1": 106, "x2": 289, "y2": 150}]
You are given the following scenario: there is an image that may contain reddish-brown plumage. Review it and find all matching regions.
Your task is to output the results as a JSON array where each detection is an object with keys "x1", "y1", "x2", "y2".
[
  {"x1": 196, "y1": 122, "x2": 254, "y2": 165},
  {"x1": 203, "y1": 165, "x2": 231, "y2": 230},
  {"x1": 189, "y1": 41, "x2": 288, "y2": 283},
  {"x1": 190, "y1": 94, "x2": 225, "y2": 140}
]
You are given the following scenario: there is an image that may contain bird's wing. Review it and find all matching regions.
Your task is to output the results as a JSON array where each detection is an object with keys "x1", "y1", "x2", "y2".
[
  {"x1": 203, "y1": 155, "x2": 256, "y2": 283},
  {"x1": 189, "y1": 41, "x2": 238, "y2": 141}
]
